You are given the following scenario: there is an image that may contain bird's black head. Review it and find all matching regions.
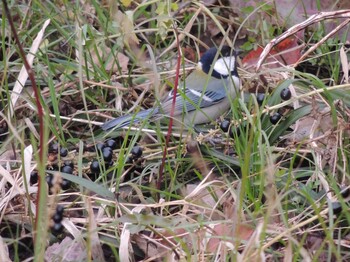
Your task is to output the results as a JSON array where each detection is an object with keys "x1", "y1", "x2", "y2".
[{"x1": 198, "y1": 46, "x2": 238, "y2": 79}]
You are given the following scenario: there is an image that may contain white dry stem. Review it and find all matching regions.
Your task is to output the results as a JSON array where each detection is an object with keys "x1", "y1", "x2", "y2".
[
  {"x1": 10, "y1": 19, "x2": 51, "y2": 117},
  {"x1": 0, "y1": 236, "x2": 11, "y2": 262},
  {"x1": 120, "y1": 206, "x2": 144, "y2": 262}
]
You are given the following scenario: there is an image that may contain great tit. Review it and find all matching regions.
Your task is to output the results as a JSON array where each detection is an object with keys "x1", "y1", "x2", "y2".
[{"x1": 101, "y1": 46, "x2": 240, "y2": 131}]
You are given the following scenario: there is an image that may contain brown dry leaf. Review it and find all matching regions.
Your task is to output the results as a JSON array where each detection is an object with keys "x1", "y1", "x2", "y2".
[
  {"x1": 242, "y1": 36, "x2": 303, "y2": 71},
  {"x1": 133, "y1": 222, "x2": 254, "y2": 259},
  {"x1": 205, "y1": 223, "x2": 254, "y2": 253},
  {"x1": 45, "y1": 237, "x2": 88, "y2": 262}
]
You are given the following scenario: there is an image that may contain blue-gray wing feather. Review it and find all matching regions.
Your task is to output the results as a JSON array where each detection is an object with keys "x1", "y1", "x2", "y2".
[
  {"x1": 161, "y1": 78, "x2": 228, "y2": 114},
  {"x1": 101, "y1": 108, "x2": 158, "y2": 131}
]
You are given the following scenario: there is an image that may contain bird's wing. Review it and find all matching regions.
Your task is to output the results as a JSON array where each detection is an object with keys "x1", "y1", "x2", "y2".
[
  {"x1": 101, "y1": 108, "x2": 158, "y2": 131},
  {"x1": 161, "y1": 76, "x2": 229, "y2": 115}
]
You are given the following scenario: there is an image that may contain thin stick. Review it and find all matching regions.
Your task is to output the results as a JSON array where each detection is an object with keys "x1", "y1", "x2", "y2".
[
  {"x1": 256, "y1": 10, "x2": 350, "y2": 70},
  {"x1": 157, "y1": 26, "x2": 182, "y2": 190}
]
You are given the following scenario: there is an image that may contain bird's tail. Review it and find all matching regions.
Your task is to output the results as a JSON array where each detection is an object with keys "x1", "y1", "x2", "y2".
[{"x1": 101, "y1": 108, "x2": 158, "y2": 131}]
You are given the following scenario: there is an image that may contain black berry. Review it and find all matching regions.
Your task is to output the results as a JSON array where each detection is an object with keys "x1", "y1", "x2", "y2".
[
  {"x1": 105, "y1": 139, "x2": 117, "y2": 150},
  {"x1": 331, "y1": 202, "x2": 342, "y2": 215},
  {"x1": 96, "y1": 143, "x2": 105, "y2": 151},
  {"x1": 102, "y1": 147, "x2": 113, "y2": 162},
  {"x1": 63, "y1": 160, "x2": 74, "y2": 169},
  {"x1": 51, "y1": 222, "x2": 63, "y2": 234},
  {"x1": 61, "y1": 179, "x2": 71, "y2": 190},
  {"x1": 61, "y1": 165, "x2": 73, "y2": 174},
  {"x1": 220, "y1": 120, "x2": 230, "y2": 133},
  {"x1": 56, "y1": 205, "x2": 64, "y2": 216},
  {"x1": 131, "y1": 146, "x2": 142, "y2": 159},
  {"x1": 46, "y1": 174, "x2": 54, "y2": 188},
  {"x1": 229, "y1": 126, "x2": 241, "y2": 138},
  {"x1": 106, "y1": 161, "x2": 114, "y2": 168},
  {"x1": 30, "y1": 171, "x2": 38, "y2": 185},
  {"x1": 53, "y1": 213, "x2": 63, "y2": 223},
  {"x1": 270, "y1": 112, "x2": 282, "y2": 124},
  {"x1": 60, "y1": 147, "x2": 68, "y2": 157},
  {"x1": 256, "y1": 93, "x2": 265, "y2": 105},
  {"x1": 340, "y1": 186, "x2": 350, "y2": 198},
  {"x1": 0, "y1": 121, "x2": 8, "y2": 141},
  {"x1": 49, "y1": 143, "x2": 59, "y2": 154},
  {"x1": 90, "y1": 160, "x2": 101, "y2": 174},
  {"x1": 280, "y1": 88, "x2": 291, "y2": 100}
]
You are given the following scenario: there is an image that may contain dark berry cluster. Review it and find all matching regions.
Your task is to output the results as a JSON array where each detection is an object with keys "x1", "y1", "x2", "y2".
[
  {"x1": 97, "y1": 139, "x2": 117, "y2": 162},
  {"x1": 269, "y1": 87, "x2": 292, "y2": 125},
  {"x1": 220, "y1": 120, "x2": 243, "y2": 139},
  {"x1": 89, "y1": 143, "x2": 143, "y2": 179},
  {"x1": 89, "y1": 139, "x2": 118, "y2": 179},
  {"x1": 46, "y1": 161, "x2": 73, "y2": 193},
  {"x1": 30, "y1": 168, "x2": 71, "y2": 191},
  {"x1": 51, "y1": 205, "x2": 64, "y2": 234},
  {"x1": 219, "y1": 88, "x2": 293, "y2": 138},
  {"x1": 122, "y1": 146, "x2": 144, "y2": 181},
  {"x1": 49, "y1": 143, "x2": 69, "y2": 157}
]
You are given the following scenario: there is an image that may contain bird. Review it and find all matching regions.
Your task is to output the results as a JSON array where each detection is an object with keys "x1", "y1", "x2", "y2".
[{"x1": 101, "y1": 46, "x2": 240, "y2": 131}]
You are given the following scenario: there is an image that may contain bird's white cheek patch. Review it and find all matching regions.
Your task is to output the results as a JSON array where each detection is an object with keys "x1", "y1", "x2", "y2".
[{"x1": 213, "y1": 57, "x2": 236, "y2": 76}]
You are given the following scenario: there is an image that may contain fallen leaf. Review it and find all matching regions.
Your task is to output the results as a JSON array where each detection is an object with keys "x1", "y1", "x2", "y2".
[
  {"x1": 45, "y1": 237, "x2": 88, "y2": 262},
  {"x1": 242, "y1": 36, "x2": 303, "y2": 70}
]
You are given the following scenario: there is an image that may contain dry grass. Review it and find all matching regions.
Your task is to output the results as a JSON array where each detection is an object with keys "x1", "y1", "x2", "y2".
[{"x1": 1, "y1": 1, "x2": 350, "y2": 261}]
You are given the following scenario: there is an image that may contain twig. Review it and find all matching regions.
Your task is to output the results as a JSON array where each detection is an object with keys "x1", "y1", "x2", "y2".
[
  {"x1": 157, "y1": 26, "x2": 182, "y2": 190},
  {"x1": 294, "y1": 18, "x2": 350, "y2": 66},
  {"x1": 256, "y1": 10, "x2": 350, "y2": 70}
]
